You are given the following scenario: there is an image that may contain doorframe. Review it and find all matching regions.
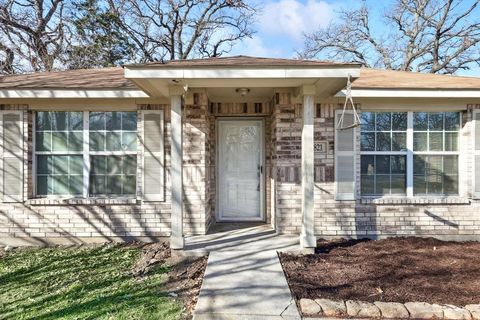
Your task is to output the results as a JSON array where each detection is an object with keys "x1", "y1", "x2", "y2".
[{"x1": 215, "y1": 117, "x2": 266, "y2": 222}]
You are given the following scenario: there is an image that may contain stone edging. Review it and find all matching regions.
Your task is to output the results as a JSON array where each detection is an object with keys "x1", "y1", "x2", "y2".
[{"x1": 300, "y1": 298, "x2": 480, "y2": 319}]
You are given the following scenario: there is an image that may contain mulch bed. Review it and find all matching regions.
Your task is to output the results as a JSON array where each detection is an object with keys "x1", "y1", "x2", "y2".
[{"x1": 279, "y1": 237, "x2": 480, "y2": 306}]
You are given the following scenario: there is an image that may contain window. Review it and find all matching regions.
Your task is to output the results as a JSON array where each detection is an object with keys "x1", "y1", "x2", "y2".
[
  {"x1": 35, "y1": 111, "x2": 137, "y2": 197},
  {"x1": 360, "y1": 111, "x2": 460, "y2": 197},
  {"x1": 360, "y1": 112, "x2": 407, "y2": 196}
]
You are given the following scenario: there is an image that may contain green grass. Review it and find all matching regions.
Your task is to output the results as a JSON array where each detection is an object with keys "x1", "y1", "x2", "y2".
[{"x1": 0, "y1": 245, "x2": 182, "y2": 320}]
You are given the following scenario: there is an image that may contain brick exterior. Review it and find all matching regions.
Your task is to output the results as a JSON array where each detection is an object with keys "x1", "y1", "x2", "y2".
[{"x1": 1, "y1": 94, "x2": 480, "y2": 246}]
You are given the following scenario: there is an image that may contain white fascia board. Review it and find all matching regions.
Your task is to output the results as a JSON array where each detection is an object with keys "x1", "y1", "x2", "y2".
[
  {"x1": 335, "y1": 89, "x2": 480, "y2": 98},
  {"x1": 125, "y1": 67, "x2": 361, "y2": 79},
  {"x1": 0, "y1": 89, "x2": 150, "y2": 99}
]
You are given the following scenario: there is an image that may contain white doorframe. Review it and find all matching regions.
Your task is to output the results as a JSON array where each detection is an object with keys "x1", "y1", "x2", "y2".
[{"x1": 216, "y1": 117, "x2": 265, "y2": 222}]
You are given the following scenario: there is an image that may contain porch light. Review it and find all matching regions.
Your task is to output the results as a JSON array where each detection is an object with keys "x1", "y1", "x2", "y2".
[{"x1": 235, "y1": 88, "x2": 250, "y2": 96}]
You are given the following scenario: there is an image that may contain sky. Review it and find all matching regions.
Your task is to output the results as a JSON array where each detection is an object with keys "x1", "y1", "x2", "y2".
[{"x1": 229, "y1": 0, "x2": 480, "y2": 76}]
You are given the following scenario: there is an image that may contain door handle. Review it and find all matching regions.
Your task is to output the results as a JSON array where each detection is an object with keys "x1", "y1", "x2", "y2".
[{"x1": 258, "y1": 165, "x2": 263, "y2": 174}]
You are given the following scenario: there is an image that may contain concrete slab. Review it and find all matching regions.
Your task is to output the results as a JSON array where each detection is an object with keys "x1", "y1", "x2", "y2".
[{"x1": 193, "y1": 250, "x2": 300, "y2": 320}]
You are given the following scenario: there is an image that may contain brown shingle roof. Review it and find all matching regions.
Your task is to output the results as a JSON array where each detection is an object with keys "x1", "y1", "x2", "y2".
[
  {"x1": 353, "y1": 68, "x2": 480, "y2": 90},
  {"x1": 126, "y1": 55, "x2": 359, "y2": 67},
  {"x1": 0, "y1": 67, "x2": 136, "y2": 90}
]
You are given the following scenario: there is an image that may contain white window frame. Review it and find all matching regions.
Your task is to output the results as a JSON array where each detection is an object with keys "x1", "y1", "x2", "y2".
[
  {"x1": 473, "y1": 109, "x2": 480, "y2": 199},
  {"x1": 360, "y1": 111, "x2": 461, "y2": 198},
  {"x1": 33, "y1": 111, "x2": 139, "y2": 199}
]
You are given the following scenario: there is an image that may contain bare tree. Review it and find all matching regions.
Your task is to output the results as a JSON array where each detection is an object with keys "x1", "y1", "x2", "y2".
[
  {"x1": 0, "y1": 0, "x2": 65, "y2": 74},
  {"x1": 107, "y1": 0, "x2": 257, "y2": 62},
  {"x1": 301, "y1": 0, "x2": 480, "y2": 74}
]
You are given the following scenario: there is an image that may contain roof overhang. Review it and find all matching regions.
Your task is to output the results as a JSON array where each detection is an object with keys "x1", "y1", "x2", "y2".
[
  {"x1": 335, "y1": 89, "x2": 480, "y2": 98},
  {"x1": 124, "y1": 65, "x2": 362, "y2": 98},
  {"x1": 0, "y1": 89, "x2": 149, "y2": 99}
]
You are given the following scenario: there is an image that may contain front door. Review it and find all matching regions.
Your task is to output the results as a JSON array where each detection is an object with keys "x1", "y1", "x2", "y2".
[{"x1": 218, "y1": 119, "x2": 264, "y2": 221}]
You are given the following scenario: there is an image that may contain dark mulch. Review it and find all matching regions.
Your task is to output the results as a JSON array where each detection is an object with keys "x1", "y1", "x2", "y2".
[{"x1": 279, "y1": 237, "x2": 480, "y2": 306}]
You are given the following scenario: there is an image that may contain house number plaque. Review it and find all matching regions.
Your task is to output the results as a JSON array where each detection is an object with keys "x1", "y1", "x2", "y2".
[{"x1": 314, "y1": 141, "x2": 327, "y2": 154}]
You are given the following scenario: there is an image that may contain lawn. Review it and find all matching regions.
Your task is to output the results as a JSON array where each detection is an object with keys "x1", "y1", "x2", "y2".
[{"x1": 0, "y1": 244, "x2": 186, "y2": 320}]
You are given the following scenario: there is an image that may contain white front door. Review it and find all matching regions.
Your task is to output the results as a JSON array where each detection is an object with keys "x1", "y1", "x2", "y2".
[{"x1": 218, "y1": 119, "x2": 264, "y2": 221}]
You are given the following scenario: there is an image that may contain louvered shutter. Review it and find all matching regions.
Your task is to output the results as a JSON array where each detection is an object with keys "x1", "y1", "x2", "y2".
[
  {"x1": 335, "y1": 110, "x2": 356, "y2": 200},
  {"x1": 473, "y1": 110, "x2": 480, "y2": 199},
  {"x1": 142, "y1": 110, "x2": 165, "y2": 201},
  {"x1": 0, "y1": 111, "x2": 24, "y2": 202}
]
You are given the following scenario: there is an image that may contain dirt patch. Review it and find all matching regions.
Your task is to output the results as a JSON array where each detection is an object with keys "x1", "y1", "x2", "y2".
[
  {"x1": 131, "y1": 241, "x2": 208, "y2": 319},
  {"x1": 280, "y1": 237, "x2": 480, "y2": 306}
]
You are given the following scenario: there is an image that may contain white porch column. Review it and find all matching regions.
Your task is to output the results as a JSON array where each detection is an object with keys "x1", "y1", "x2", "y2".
[
  {"x1": 300, "y1": 85, "x2": 316, "y2": 251},
  {"x1": 170, "y1": 86, "x2": 184, "y2": 249}
]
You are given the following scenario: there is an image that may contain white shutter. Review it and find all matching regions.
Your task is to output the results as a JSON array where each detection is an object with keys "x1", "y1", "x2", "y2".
[
  {"x1": 0, "y1": 111, "x2": 24, "y2": 202},
  {"x1": 335, "y1": 110, "x2": 356, "y2": 200},
  {"x1": 473, "y1": 110, "x2": 480, "y2": 199},
  {"x1": 142, "y1": 110, "x2": 165, "y2": 201}
]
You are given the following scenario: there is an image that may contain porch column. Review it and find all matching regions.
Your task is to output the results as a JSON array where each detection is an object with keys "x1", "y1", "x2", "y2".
[
  {"x1": 170, "y1": 86, "x2": 184, "y2": 249},
  {"x1": 300, "y1": 85, "x2": 316, "y2": 251}
]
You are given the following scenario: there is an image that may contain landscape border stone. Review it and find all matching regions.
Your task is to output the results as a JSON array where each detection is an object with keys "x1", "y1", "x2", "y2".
[{"x1": 298, "y1": 298, "x2": 478, "y2": 320}]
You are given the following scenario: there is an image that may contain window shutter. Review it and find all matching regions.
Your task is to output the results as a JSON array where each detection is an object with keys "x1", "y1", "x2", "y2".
[
  {"x1": 335, "y1": 110, "x2": 356, "y2": 200},
  {"x1": 142, "y1": 110, "x2": 165, "y2": 201},
  {"x1": 473, "y1": 110, "x2": 480, "y2": 199},
  {"x1": 0, "y1": 111, "x2": 24, "y2": 203}
]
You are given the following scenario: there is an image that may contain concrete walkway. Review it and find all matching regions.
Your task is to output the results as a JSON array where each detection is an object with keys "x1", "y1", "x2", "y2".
[{"x1": 190, "y1": 224, "x2": 301, "y2": 320}]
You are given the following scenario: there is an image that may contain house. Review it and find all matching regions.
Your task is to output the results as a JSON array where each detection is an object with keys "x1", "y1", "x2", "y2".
[{"x1": 1, "y1": 55, "x2": 480, "y2": 250}]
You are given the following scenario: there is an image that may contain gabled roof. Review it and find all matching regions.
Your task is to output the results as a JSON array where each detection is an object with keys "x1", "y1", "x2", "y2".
[
  {"x1": 353, "y1": 68, "x2": 480, "y2": 90},
  {"x1": 126, "y1": 55, "x2": 359, "y2": 68},
  {"x1": 0, "y1": 67, "x2": 136, "y2": 90}
]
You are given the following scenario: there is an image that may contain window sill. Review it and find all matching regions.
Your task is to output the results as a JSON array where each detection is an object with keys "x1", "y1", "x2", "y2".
[
  {"x1": 360, "y1": 197, "x2": 470, "y2": 205},
  {"x1": 26, "y1": 198, "x2": 140, "y2": 206}
]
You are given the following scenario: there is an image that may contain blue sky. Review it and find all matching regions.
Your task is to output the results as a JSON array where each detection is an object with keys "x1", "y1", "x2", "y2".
[{"x1": 230, "y1": 0, "x2": 480, "y2": 76}]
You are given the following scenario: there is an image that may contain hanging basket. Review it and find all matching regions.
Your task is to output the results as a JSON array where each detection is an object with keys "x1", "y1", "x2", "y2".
[{"x1": 336, "y1": 74, "x2": 361, "y2": 130}]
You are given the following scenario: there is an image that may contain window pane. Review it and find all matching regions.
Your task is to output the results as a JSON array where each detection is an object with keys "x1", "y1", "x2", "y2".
[
  {"x1": 443, "y1": 155, "x2": 458, "y2": 175},
  {"x1": 69, "y1": 175, "x2": 83, "y2": 195},
  {"x1": 413, "y1": 132, "x2": 428, "y2": 151},
  {"x1": 428, "y1": 113, "x2": 443, "y2": 131},
  {"x1": 89, "y1": 112, "x2": 105, "y2": 130},
  {"x1": 89, "y1": 132, "x2": 105, "y2": 151},
  {"x1": 392, "y1": 112, "x2": 407, "y2": 130},
  {"x1": 361, "y1": 155, "x2": 375, "y2": 174},
  {"x1": 444, "y1": 112, "x2": 460, "y2": 131},
  {"x1": 106, "y1": 176, "x2": 122, "y2": 194},
  {"x1": 91, "y1": 156, "x2": 106, "y2": 175},
  {"x1": 36, "y1": 112, "x2": 52, "y2": 130},
  {"x1": 391, "y1": 175, "x2": 406, "y2": 194},
  {"x1": 53, "y1": 156, "x2": 69, "y2": 175},
  {"x1": 361, "y1": 132, "x2": 375, "y2": 151},
  {"x1": 89, "y1": 175, "x2": 105, "y2": 195},
  {"x1": 414, "y1": 112, "x2": 428, "y2": 130},
  {"x1": 375, "y1": 155, "x2": 390, "y2": 174},
  {"x1": 106, "y1": 112, "x2": 122, "y2": 130},
  {"x1": 444, "y1": 174, "x2": 458, "y2": 194},
  {"x1": 429, "y1": 132, "x2": 443, "y2": 151},
  {"x1": 122, "y1": 112, "x2": 137, "y2": 131},
  {"x1": 445, "y1": 132, "x2": 458, "y2": 151},
  {"x1": 123, "y1": 175, "x2": 136, "y2": 195},
  {"x1": 37, "y1": 176, "x2": 52, "y2": 195},
  {"x1": 376, "y1": 132, "x2": 391, "y2": 151},
  {"x1": 37, "y1": 155, "x2": 52, "y2": 175},
  {"x1": 69, "y1": 131, "x2": 83, "y2": 151},
  {"x1": 375, "y1": 175, "x2": 390, "y2": 195},
  {"x1": 376, "y1": 113, "x2": 391, "y2": 131},
  {"x1": 361, "y1": 175, "x2": 375, "y2": 195},
  {"x1": 68, "y1": 112, "x2": 83, "y2": 130},
  {"x1": 124, "y1": 155, "x2": 137, "y2": 175},
  {"x1": 69, "y1": 156, "x2": 84, "y2": 175},
  {"x1": 391, "y1": 156, "x2": 406, "y2": 174},
  {"x1": 360, "y1": 112, "x2": 375, "y2": 131},
  {"x1": 52, "y1": 175, "x2": 69, "y2": 195},
  {"x1": 52, "y1": 132, "x2": 68, "y2": 151},
  {"x1": 36, "y1": 132, "x2": 52, "y2": 151},
  {"x1": 52, "y1": 112, "x2": 68, "y2": 131},
  {"x1": 106, "y1": 132, "x2": 121, "y2": 151},
  {"x1": 413, "y1": 175, "x2": 427, "y2": 194},
  {"x1": 413, "y1": 155, "x2": 426, "y2": 175},
  {"x1": 107, "y1": 156, "x2": 122, "y2": 174},
  {"x1": 122, "y1": 132, "x2": 137, "y2": 151},
  {"x1": 392, "y1": 132, "x2": 406, "y2": 151}
]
